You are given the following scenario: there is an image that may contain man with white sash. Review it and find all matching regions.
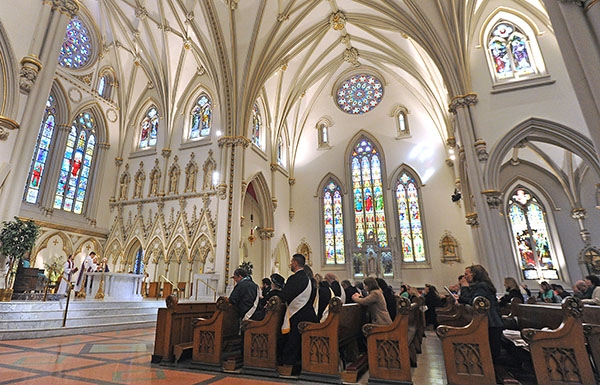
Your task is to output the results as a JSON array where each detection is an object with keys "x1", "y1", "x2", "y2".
[
  {"x1": 279, "y1": 254, "x2": 318, "y2": 368},
  {"x1": 229, "y1": 268, "x2": 263, "y2": 322}
]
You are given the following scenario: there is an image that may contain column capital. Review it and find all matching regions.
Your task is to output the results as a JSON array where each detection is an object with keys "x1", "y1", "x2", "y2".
[
  {"x1": 448, "y1": 93, "x2": 478, "y2": 114},
  {"x1": 0, "y1": 115, "x2": 19, "y2": 141},
  {"x1": 482, "y1": 190, "x2": 503, "y2": 210},
  {"x1": 50, "y1": 0, "x2": 80, "y2": 17},
  {"x1": 218, "y1": 135, "x2": 250, "y2": 148}
]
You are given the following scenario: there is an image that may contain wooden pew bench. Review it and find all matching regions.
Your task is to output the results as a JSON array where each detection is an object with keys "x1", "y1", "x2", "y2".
[
  {"x1": 362, "y1": 296, "x2": 419, "y2": 385},
  {"x1": 436, "y1": 300, "x2": 473, "y2": 327},
  {"x1": 151, "y1": 294, "x2": 217, "y2": 364},
  {"x1": 436, "y1": 296, "x2": 496, "y2": 385},
  {"x1": 190, "y1": 296, "x2": 242, "y2": 371},
  {"x1": 503, "y1": 297, "x2": 597, "y2": 385},
  {"x1": 240, "y1": 296, "x2": 285, "y2": 376},
  {"x1": 297, "y1": 297, "x2": 366, "y2": 384}
]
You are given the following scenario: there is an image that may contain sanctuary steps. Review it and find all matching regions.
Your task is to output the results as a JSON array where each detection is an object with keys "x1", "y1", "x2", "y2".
[{"x1": 0, "y1": 298, "x2": 169, "y2": 340}]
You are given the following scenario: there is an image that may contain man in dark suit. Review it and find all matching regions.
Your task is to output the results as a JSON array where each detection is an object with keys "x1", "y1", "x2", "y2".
[{"x1": 279, "y1": 254, "x2": 317, "y2": 368}]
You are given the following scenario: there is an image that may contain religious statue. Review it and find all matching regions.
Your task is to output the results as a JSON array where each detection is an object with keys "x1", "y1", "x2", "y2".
[
  {"x1": 185, "y1": 153, "x2": 198, "y2": 193},
  {"x1": 119, "y1": 167, "x2": 130, "y2": 200},
  {"x1": 168, "y1": 156, "x2": 180, "y2": 195},
  {"x1": 134, "y1": 164, "x2": 145, "y2": 199}
]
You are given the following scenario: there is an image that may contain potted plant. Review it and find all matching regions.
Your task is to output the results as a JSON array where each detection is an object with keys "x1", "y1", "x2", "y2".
[{"x1": 0, "y1": 217, "x2": 40, "y2": 301}]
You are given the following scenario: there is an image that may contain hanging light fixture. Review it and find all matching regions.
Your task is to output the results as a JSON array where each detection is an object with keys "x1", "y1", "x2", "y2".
[{"x1": 248, "y1": 213, "x2": 256, "y2": 246}]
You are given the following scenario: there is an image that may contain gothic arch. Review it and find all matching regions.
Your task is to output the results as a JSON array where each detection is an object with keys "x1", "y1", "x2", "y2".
[
  {"x1": 243, "y1": 172, "x2": 275, "y2": 230},
  {"x1": 388, "y1": 163, "x2": 426, "y2": 190},
  {"x1": 485, "y1": 118, "x2": 600, "y2": 191},
  {"x1": 315, "y1": 172, "x2": 347, "y2": 196},
  {"x1": 146, "y1": 236, "x2": 166, "y2": 265},
  {"x1": 344, "y1": 130, "x2": 390, "y2": 190},
  {"x1": 105, "y1": 238, "x2": 123, "y2": 265},
  {"x1": 0, "y1": 21, "x2": 17, "y2": 118}
]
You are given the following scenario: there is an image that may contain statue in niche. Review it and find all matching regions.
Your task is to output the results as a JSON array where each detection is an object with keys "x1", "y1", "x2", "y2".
[
  {"x1": 202, "y1": 149, "x2": 217, "y2": 191},
  {"x1": 119, "y1": 164, "x2": 131, "y2": 200},
  {"x1": 185, "y1": 153, "x2": 198, "y2": 193},
  {"x1": 134, "y1": 162, "x2": 145, "y2": 199},
  {"x1": 149, "y1": 159, "x2": 161, "y2": 197},
  {"x1": 168, "y1": 156, "x2": 180, "y2": 195}
]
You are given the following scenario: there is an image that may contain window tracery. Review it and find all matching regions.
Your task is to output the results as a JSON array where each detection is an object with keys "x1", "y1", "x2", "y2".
[{"x1": 190, "y1": 93, "x2": 212, "y2": 140}]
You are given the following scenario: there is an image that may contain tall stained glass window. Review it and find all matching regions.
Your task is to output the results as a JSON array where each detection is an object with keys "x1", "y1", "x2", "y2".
[
  {"x1": 277, "y1": 137, "x2": 285, "y2": 166},
  {"x1": 54, "y1": 111, "x2": 96, "y2": 214},
  {"x1": 139, "y1": 106, "x2": 159, "y2": 149},
  {"x1": 58, "y1": 17, "x2": 93, "y2": 69},
  {"x1": 396, "y1": 172, "x2": 426, "y2": 262},
  {"x1": 251, "y1": 103, "x2": 262, "y2": 148},
  {"x1": 336, "y1": 74, "x2": 383, "y2": 115},
  {"x1": 323, "y1": 181, "x2": 345, "y2": 264},
  {"x1": 489, "y1": 22, "x2": 535, "y2": 80},
  {"x1": 508, "y1": 188, "x2": 558, "y2": 280},
  {"x1": 190, "y1": 93, "x2": 212, "y2": 139},
  {"x1": 25, "y1": 95, "x2": 56, "y2": 204},
  {"x1": 351, "y1": 138, "x2": 387, "y2": 247}
]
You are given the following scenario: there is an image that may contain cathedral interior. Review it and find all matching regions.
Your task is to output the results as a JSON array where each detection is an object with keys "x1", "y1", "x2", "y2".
[{"x1": 1, "y1": 0, "x2": 600, "y2": 296}]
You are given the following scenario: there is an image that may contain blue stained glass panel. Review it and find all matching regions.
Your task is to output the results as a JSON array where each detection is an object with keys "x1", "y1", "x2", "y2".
[
  {"x1": 336, "y1": 74, "x2": 383, "y2": 115},
  {"x1": 190, "y1": 93, "x2": 212, "y2": 139},
  {"x1": 323, "y1": 181, "x2": 345, "y2": 264},
  {"x1": 58, "y1": 17, "x2": 93, "y2": 69}
]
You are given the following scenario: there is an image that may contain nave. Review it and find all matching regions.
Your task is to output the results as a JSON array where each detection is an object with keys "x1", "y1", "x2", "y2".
[{"x1": 0, "y1": 327, "x2": 452, "y2": 385}]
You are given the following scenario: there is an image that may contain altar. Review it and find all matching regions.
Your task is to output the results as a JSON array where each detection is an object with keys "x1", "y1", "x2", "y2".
[{"x1": 82, "y1": 272, "x2": 144, "y2": 301}]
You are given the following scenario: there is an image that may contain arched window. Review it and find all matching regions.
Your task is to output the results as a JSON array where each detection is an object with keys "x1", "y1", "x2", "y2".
[
  {"x1": 24, "y1": 95, "x2": 56, "y2": 204},
  {"x1": 488, "y1": 21, "x2": 537, "y2": 81},
  {"x1": 58, "y1": 17, "x2": 93, "y2": 69},
  {"x1": 507, "y1": 187, "x2": 559, "y2": 280},
  {"x1": 139, "y1": 106, "x2": 159, "y2": 149},
  {"x1": 97, "y1": 70, "x2": 115, "y2": 100},
  {"x1": 54, "y1": 111, "x2": 97, "y2": 214},
  {"x1": 351, "y1": 138, "x2": 387, "y2": 248},
  {"x1": 251, "y1": 102, "x2": 262, "y2": 148},
  {"x1": 391, "y1": 105, "x2": 410, "y2": 138},
  {"x1": 190, "y1": 93, "x2": 212, "y2": 139},
  {"x1": 395, "y1": 171, "x2": 426, "y2": 263},
  {"x1": 323, "y1": 180, "x2": 345, "y2": 264},
  {"x1": 317, "y1": 122, "x2": 330, "y2": 149}
]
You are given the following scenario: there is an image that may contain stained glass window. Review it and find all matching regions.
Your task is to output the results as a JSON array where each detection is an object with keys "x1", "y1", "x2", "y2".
[
  {"x1": 323, "y1": 181, "x2": 345, "y2": 264},
  {"x1": 396, "y1": 172, "x2": 426, "y2": 263},
  {"x1": 508, "y1": 188, "x2": 558, "y2": 280},
  {"x1": 58, "y1": 17, "x2": 93, "y2": 69},
  {"x1": 489, "y1": 22, "x2": 535, "y2": 80},
  {"x1": 25, "y1": 95, "x2": 56, "y2": 204},
  {"x1": 336, "y1": 74, "x2": 383, "y2": 115},
  {"x1": 351, "y1": 138, "x2": 387, "y2": 248},
  {"x1": 97, "y1": 76, "x2": 106, "y2": 96},
  {"x1": 139, "y1": 106, "x2": 159, "y2": 149},
  {"x1": 251, "y1": 103, "x2": 262, "y2": 148},
  {"x1": 277, "y1": 137, "x2": 284, "y2": 166},
  {"x1": 54, "y1": 111, "x2": 96, "y2": 214},
  {"x1": 190, "y1": 93, "x2": 212, "y2": 139},
  {"x1": 97, "y1": 72, "x2": 113, "y2": 100}
]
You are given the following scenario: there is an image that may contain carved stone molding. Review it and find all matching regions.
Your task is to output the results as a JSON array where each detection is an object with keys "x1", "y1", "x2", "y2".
[
  {"x1": 474, "y1": 139, "x2": 489, "y2": 162},
  {"x1": 289, "y1": 208, "x2": 295, "y2": 221},
  {"x1": 482, "y1": 190, "x2": 503, "y2": 210},
  {"x1": 217, "y1": 183, "x2": 227, "y2": 200},
  {"x1": 161, "y1": 148, "x2": 172, "y2": 158},
  {"x1": 572, "y1": 207, "x2": 587, "y2": 220},
  {"x1": 448, "y1": 93, "x2": 478, "y2": 114},
  {"x1": 330, "y1": 11, "x2": 347, "y2": 31},
  {"x1": 19, "y1": 55, "x2": 42, "y2": 94},
  {"x1": 224, "y1": 0, "x2": 239, "y2": 10},
  {"x1": 114, "y1": 157, "x2": 123, "y2": 167},
  {"x1": 51, "y1": 0, "x2": 79, "y2": 17},
  {"x1": 218, "y1": 135, "x2": 250, "y2": 148},
  {"x1": 0, "y1": 115, "x2": 19, "y2": 141},
  {"x1": 343, "y1": 47, "x2": 360, "y2": 67},
  {"x1": 465, "y1": 212, "x2": 479, "y2": 227},
  {"x1": 258, "y1": 228, "x2": 275, "y2": 240}
]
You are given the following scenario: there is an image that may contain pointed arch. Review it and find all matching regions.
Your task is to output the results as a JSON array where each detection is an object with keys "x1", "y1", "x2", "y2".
[
  {"x1": 272, "y1": 234, "x2": 290, "y2": 274},
  {"x1": 167, "y1": 235, "x2": 188, "y2": 264},
  {"x1": 485, "y1": 118, "x2": 600, "y2": 191},
  {"x1": 317, "y1": 173, "x2": 347, "y2": 265},
  {"x1": 345, "y1": 130, "x2": 389, "y2": 248},
  {"x1": 146, "y1": 236, "x2": 166, "y2": 265},
  {"x1": 105, "y1": 238, "x2": 123, "y2": 265},
  {"x1": 0, "y1": 20, "x2": 18, "y2": 118},
  {"x1": 243, "y1": 172, "x2": 275, "y2": 229}
]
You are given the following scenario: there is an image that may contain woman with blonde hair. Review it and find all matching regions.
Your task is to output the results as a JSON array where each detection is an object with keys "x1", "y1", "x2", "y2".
[
  {"x1": 498, "y1": 276, "x2": 524, "y2": 310},
  {"x1": 351, "y1": 277, "x2": 392, "y2": 325}
]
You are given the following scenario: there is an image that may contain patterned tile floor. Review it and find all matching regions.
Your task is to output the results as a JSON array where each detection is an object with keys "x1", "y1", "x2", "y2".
[{"x1": 0, "y1": 328, "x2": 477, "y2": 385}]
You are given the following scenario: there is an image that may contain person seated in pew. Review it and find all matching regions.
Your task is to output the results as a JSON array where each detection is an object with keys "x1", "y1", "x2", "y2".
[
  {"x1": 583, "y1": 274, "x2": 600, "y2": 305},
  {"x1": 229, "y1": 268, "x2": 264, "y2": 322},
  {"x1": 459, "y1": 265, "x2": 522, "y2": 384},
  {"x1": 498, "y1": 277, "x2": 524, "y2": 312},
  {"x1": 423, "y1": 283, "x2": 443, "y2": 328},
  {"x1": 573, "y1": 279, "x2": 589, "y2": 299},
  {"x1": 537, "y1": 281, "x2": 560, "y2": 303},
  {"x1": 399, "y1": 284, "x2": 410, "y2": 299},
  {"x1": 341, "y1": 279, "x2": 359, "y2": 303},
  {"x1": 376, "y1": 278, "x2": 397, "y2": 321},
  {"x1": 551, "y1": 284, "x2": 570, "y2": 300},
  {"x1": 352, "y1": 277, "x2": 392, "y2": 326}
]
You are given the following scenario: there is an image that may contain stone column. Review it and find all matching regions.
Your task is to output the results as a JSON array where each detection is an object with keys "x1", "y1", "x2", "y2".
[{"x1": 0, "y1": 0, "x2": 79, "y2": 220}]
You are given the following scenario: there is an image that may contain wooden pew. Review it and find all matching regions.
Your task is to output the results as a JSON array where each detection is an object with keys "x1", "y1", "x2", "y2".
[
  {"x1": 190, "y1": 296, "x2": 242, "y2": 371},
  {"x1": 362, "y1": 296, "x2": 418, "y2": 384},
  {"x1": 436, "y1": 296, "x2": 496, "y2": 385},
  {"x1": 240, "y1": 296, "x2": 285, "y2": 376},
  {"x1": 297, "y1": 297, "x2": 366, "y2": 384},
  {"x1": 151, "y1": 294, "x2": 217, "y2": 364},
  {"x1": 435, "y1": 300, "x2": 473, "y2": 327},
  {"x1": 521, "y1": 296, "x2": 596, "y2": 385}
]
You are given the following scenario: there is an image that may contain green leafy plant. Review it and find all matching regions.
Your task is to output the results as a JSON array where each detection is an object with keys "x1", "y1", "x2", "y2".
[
  {"x1": 0, "y1": 217, "x2": 40, "y2": 288},
  {"x1": 239, "y1": 261, "x2": 253, "y2": 276}
]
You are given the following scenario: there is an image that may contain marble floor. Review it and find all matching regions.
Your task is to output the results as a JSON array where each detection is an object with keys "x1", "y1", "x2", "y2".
[{"x1": 0, "y1": 327, "x2": 509, "y2": 385}]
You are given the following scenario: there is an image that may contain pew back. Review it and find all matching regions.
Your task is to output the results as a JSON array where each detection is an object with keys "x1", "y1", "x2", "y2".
[
  {"x1": 192, "y1": 296, "x2": 240, "y2": 366},
  {"x1": 298, "y1": 297, "x2": 363, "y2": 381},
  {"x1": 436, "y1": 296, "x2": 496, "y2": 385},
  {"x1": 152, "y1": 295, "x2": 216, "y2": 363}
]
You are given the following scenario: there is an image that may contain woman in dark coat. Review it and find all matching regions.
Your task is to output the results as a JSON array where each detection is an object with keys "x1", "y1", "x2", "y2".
[
  {"x1": 423, "y1": 284, "x2": 443, "y2": 328},
  {"x1": 498, "y1": 276, "x2": 524, "y2": 311}
]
